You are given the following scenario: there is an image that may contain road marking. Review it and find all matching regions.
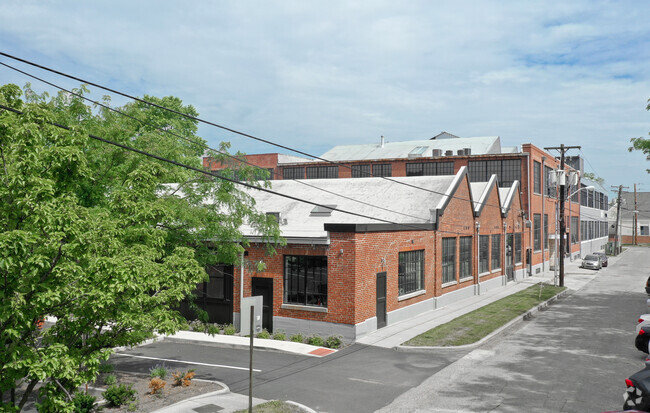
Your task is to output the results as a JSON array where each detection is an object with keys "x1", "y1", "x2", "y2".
[
  {"x1": 348, "y1": 377, "x2": 384, "y2": 385},
  {"x1": 113, "y1": 353, "x2": 262, "y2": 372}
]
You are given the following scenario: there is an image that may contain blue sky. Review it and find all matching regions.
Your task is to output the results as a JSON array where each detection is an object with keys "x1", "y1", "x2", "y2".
[{"x1": 1, "y1": 1, "x2": 649, "y2": 195}]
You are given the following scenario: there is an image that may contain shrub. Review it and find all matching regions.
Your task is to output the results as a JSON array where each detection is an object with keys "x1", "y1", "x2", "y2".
[
  {"x1": 98, "y1": 363, "x2": 114, "y2": 374},
  {"x1": 289, "y1": 334, "x2": 304, "y2": 343},
  {"x1": 223, "y1": 324, "x2": 236, "y2": 335},
  {"x1": 257, "y1": 329, "x2": 271, "y2": 339},
  {"x1": 307, "y1": 335, "x2": 324, "y2": 347},
  {"x1": 272, "y1": 331, "x2": 286, "y2": 341},
  {"x1": 102, "y1": 384, "x2": 136, "y2": 407},
  {"x1": 325, "y1": 335, "x2": 343, "y2": 349},
  {"x1": 207, "y1": 324, "x2": 221, "y2": 336},
  {"x1": 149, "y1": 377, "x2": 166, "y2": 395},
  {"x1": 149, "y1": 364, "x2": 167, "y2": 379},
  {"x1": 172, "y1": 369, "x2": 196, "y2": 387},
  {"x1": 72, "y1": 392, "x2": 96, "y2": 413},
  {"x1": 104, "y1": 374, "x2": 117, "y2": 386}
]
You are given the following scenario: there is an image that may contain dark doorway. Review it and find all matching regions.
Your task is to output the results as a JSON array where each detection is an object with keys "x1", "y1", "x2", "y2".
[
  {"x1": 180, "y1": 264, "x2": 233, "y2": 324},
  {"x1": 506, "y1": 234, "x2": 514, "y2": 281},
  {"x1": 376, "y1": 272, "x2": 387, "y2": 329},
  {"x1": 252, "y1": 277, "x2": 274, "y2": 332}
]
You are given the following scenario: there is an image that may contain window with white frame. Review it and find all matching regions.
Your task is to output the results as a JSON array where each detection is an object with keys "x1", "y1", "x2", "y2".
[
  {"x1": 459, "y1": 236, "x2": 472, "y2": 279},
  {"x1": 442, "y1": 238, "x2": 456, "y2": 284},
  {"x1": 479, "y1": 235, "x2": 490, "y2": 273},
  {"x1": 491, "y1": 234, "x2": 501, "y2": 270},
  {"x1": 398, "y1": 250, "x2": 424, "y2": 295}
]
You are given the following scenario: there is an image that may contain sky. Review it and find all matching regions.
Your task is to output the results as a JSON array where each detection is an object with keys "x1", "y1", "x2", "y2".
[{"x1": 1, "y1": 1, "x2": 649, "y2": 196}]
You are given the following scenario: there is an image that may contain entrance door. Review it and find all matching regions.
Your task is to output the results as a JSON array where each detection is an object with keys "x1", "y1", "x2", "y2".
[
  {"x1": 506, "y1": 234, "x2": 514, "y2": 282},
  {"x1": 376, "y1": 272, "x2": 387, "y2": 329},
  {"x1": 252, "y1": 277, "x2": 273, "y2": 332}
]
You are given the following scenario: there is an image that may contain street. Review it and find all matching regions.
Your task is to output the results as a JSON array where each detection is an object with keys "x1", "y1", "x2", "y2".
[{"x1": 111, "y1": 247, "x2": 650, "y2": 412}]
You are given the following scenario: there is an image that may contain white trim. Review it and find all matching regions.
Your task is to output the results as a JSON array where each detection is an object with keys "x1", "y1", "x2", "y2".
[
  {"x1": 397, "y1": 289, "x2": 426, "y2": 302},
  {"x1": 281, "y1": 304, "x2": 328, "y2": 313},
  {"x1": 441, "y1": 280, "x2": 458, "y2": 288},
  {"x1": 459, "y1": 276, "x2": 473, "y2": 283},
  {"x1": 479, "y1": 271, "x2": 491, "y2": 278}
]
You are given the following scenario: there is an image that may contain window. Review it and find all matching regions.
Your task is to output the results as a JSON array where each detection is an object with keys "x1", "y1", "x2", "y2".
[
  {"x1": 514, "y1": 233, "x2": 522, "y2": 264},
  {"x1": 306, "y1": 165, "x2": 338, "y2": 179},
  {"x1": 442, "y1": 238, "x2": 456, "y2": 284},
  {"x1": 351, "y1": 164, "x2": 370, "y2": 178},
  {"x1": 500, "y1": 159, "x2": 521, "y2": 187},
  {"x1": 533, "y1": 214, "x2": 541, "y2": 251},
  {"x1": 284, "y1": 256, "x2": 327, "y2": 307},
  {"x1": 641, "y1": 226, "x2": 649, "y2": 236},
  {"x1": 491, "y1": 234, "x2": 501, "y2": 270},
  {"x1": 467, "y1": 159, "x2": 521, "y2": 187},
  {"x1": 479, "y1": 235, "x2": 490, "y2": 273},
  {"x1": 283, "y1": 167, "x2": 304, "y2": 180},
  {"x1": 571, "y1": 217, "x2": 579, "y2": 244},
  {"x1": 533, "y1": 161, "x2": 541, "y2": 194},
  {"x1": 544, "y1": 214, "x2": 549, "y2": 250},
  {"x1": 459, "y1": 237, "x2": 472, "y2": 279},
  {"x1": 398, "y1": 250, "x2": 424, "y2": 295},
  {"x1": 372, "y1": 164, "x2": 392, "y2": 177},
  {"x1": 544, "y1": 166, "x2": 555, "y2": 197},
  {"x1": 406, "y1": 161, "x2": 455, "y2": 176}
]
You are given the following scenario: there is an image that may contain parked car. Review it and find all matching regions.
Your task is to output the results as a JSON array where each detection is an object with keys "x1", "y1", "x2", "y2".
[
  {"x1": 636, "y1": 327, "x2": 650, "y2": 353},
  {"x1": 637, "y1": 315, "x2": 650, "y2": 334},
  {"x1": 624, "y1": 363, "x2": 650, "y2": 411},
  {"x1": 593, "y1": 251, "x2": 608, "y2": 267},
  {"x1": 646, "y1": 276, "x2": 650, "y2": 295},
  {"x1": 580, "y1": 254, "x2": 602, "y2": 270}
]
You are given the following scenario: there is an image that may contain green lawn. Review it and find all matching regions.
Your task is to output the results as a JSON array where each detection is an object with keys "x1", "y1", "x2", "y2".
[
  {"x1": 403, "y1": 283, "x2": 566, "y2": 347},
  {"x1": 234, "y1": 400, "x2": 305, "y2": 413}
]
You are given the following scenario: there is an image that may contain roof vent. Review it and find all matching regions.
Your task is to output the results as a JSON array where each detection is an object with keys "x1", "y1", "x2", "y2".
[
  {"x1": 457, "y1": 149, "x2": 464, "y2": 156},
  {"x1": 445, "y1": 150, "x2": 453, "y2": 156},
  {"x1": 432, "y1": 149, "x2": 442, "y2": 157},
  {"x1": 464, "y1": 148, "x2": 471, "y2": 156},
  {"x1": 310, "y1": 205, "x2": 337, "y2": 217}
]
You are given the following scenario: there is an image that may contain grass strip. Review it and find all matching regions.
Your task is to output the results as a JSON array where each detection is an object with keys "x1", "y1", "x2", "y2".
[
  {"x1": 234, "y1": 400, "x2": 306, "y2": 413},
  {"x1": 404, "y1": 282, "x2": 566, "y2": 347}
]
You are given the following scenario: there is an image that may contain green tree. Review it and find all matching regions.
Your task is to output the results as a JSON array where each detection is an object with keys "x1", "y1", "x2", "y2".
[
  {"x1": 629, "y1": 98, "x2": 650, "y2": 173},
  {"x1": 0, "y1": 83, "x2": 281, "y2": 412},
  {"x1": 582, "y1": 172, "x2": 604, "y2": 186}
]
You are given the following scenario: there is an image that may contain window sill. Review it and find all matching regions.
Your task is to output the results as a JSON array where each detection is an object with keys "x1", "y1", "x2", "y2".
[
  {"x1": 398, "y1": 289, "x2": 426, "y2": 302},
  {"x1": 479, "y1": 271, "x2": 490, "y2": 278},
  {"x1": 515, "y1": 261, "x2": 522, "y2": 265},
  {"x1": 442, "y1": 281, "x2": 458, "y2": 288},
  {"x1": 491, "y1": 268, "x2": 501, "y2": 273},
  {"x1": 459, "y1": 276, "x2": 473, "y2": 283},
  {"x1": 281, "y1": 304, "x2": 328, "y2": 313}
]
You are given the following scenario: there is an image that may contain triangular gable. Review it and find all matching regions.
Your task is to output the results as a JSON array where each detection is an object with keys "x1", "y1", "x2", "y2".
[
  {"x1": 471, "y1": 175, "x2": 500, "y2": 217},
  {"x1": 499, "y1": 181, "x2": 521, "y2": 218},
  {"x1": 435, "y1": 166, "x2": 471, "y2": 217}
]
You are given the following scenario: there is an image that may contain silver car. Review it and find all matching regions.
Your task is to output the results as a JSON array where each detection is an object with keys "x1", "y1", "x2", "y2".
[{"x1": 580, "y1": 254, "x2": 601, "y2": 270}]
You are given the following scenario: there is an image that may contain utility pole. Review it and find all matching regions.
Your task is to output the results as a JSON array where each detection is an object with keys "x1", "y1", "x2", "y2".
[
  {"x1": 611, "y1": 185, "x2": 628, "y2": 255},
  {"x1": 635, "y1": 184, "x2": 638, "y2": 245},
  {"x1": 544, "y1": 144, "x2": 580, "y2": 287}
]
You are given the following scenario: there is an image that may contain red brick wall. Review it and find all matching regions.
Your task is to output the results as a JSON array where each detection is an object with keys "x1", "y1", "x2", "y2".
[{"x1": 203, "y1": 153, "x2": 280, "y2": 171}]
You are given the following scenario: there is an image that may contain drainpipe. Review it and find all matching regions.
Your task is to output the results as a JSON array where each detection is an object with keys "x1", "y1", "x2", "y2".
[
  {"x1": 525, "y1": 151, "x2": 532, "y2": 276},
  {"x1": 476, "y1": 221, "x2": 481, "y2": 295},
  {"x1": 240, "y1": 251, "x2": 244, "y2": 329},
  {"x1": 541, "y1": 156, "x2": 546, "y2": 272},
  {"x1": 503, "y1": 221, "x2": 507, "y2": 285}
]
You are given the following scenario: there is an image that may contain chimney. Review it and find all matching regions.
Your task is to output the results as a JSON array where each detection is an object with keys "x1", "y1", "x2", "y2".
[{"x1": 380, "y1": 135, "x2": 385, "y2": 148}]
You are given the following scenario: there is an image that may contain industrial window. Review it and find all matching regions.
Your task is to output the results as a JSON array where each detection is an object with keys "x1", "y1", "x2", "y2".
[
  {"x1": 442, "y1": 238, "x2": 456, "y2": 284},
  {"x1": 467, "y1": 159, "x2": 521, "y2": 187},
  {"x1": 544, "y1": 214, "x2": 549, "y2": 250},
  {"x1": 641, "y1": 226, "x2": 649, "y2": 236},
  {"x1": 459, "y1": 236, "x2": 472, "y2": 279},
  {"x1": 406, "y1": 161, "x2": 455, "y2": 176},
  {"x1": 571, "y1": 217, "x2": 579, "y2": 243},
  {"x1": 437, "y1": 162, "x2": 455, "y2": 175},
  {"x1": 491, "y1": 234, "x2": 501, "y2": 270},
  {"x1": 486, "y1": 160, "x2": 500, "y2": 182},
  {"x1": 533, "y1": 161, "x2": 541, "y2": 194},
  {"x1": 306, "y1": 165, "x2": 339, "y2": 179},
  {"x1": 398, "y1": 250, "x2": 424, "y2": 295},
  {"x1": 544, "y1": 166, "x2": 555, "y2": 197},
  {"x1": 533, "y1": 214, "x2": 541, "y2": 251},
  {"x1": 514, "y1": 233, "x2": 522, "y2": 264},
  {"x1": 500, "y1": 159, "x2": 521, "y2": 187},
  {"x1": 350, "y1": 164, "x2": 370, "y2": 178},
  {"x1": 284, "y1": 255, "x2": 328, "y2": 307},
  {"x1": 468, "y1": 160, "x2": 487, "y2": 182},
  {"x1": 479, "y1": 235, "x2": 490, "y2": 273},
  {"x1": 283, "y1": 167, "x2": 304, "y2": 180},
  {"x1": 372, "y1": 164, "x2": 392, "y2": 177}
]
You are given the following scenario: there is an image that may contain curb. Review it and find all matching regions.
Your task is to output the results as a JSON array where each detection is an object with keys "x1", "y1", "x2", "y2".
[
  {"x1": 396, "y1": 288, "x2": 570, "y2": 352},
  {"x1": 286, "y1": 400, "x2": 319, "y2": 413}
]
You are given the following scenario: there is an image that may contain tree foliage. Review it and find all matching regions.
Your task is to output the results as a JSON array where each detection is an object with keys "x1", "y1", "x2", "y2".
[
  {"x1": 0, "y1": 83, "x2": 282, "y2": 412},
  {"x1": 629, "y1": 98, "x2": 650, "y2": 174}
]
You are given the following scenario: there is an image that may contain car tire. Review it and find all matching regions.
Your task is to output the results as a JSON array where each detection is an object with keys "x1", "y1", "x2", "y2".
[{"x1": 624, "y1": 386, "x2": 650, "y2": 411}]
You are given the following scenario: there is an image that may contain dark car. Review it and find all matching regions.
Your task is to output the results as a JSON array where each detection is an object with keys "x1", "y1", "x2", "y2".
[
  {"x1": 593, "y1": 251, "x2": 608, "y2": 267},
  {"x1": 636, "y1": 327, "x2": 650, "y2": 353},
  {"x1": 646, "y1": 276, "x2": 650, "y2": 295},
  {"x1": 624, "y1": 363, "x2": 650, "y2": 411}
]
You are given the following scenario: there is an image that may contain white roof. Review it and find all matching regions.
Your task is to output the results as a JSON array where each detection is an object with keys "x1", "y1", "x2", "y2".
[{"x1": 319, "y1": 136, "x2": 502, "y2": 161}]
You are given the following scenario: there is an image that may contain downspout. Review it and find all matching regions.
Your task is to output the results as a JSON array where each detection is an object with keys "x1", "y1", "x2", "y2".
[
  {"x1": 541, "y1": 156, "x2": 546, "y2": 272},
  {"x1": 503, "y1": 221, "x2": 507, "y2": 285},
  {"x1": 240, "y1": 251, "x2": 244, "y2": 329},
  {"x1": 525, "y1": 151, "x2": 532, "y2": 277},
  {"x1": 476, "y1": 221, "x2": 481, "y2": 295}
]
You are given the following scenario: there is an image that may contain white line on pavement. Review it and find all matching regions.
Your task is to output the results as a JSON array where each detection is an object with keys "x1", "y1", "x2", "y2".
[
  {"x1": 348, "y1": 377, "x2": 384, "y2": 385},
  {"x1": 113, "y1": 353, "x2": 262, "y2": 372}
]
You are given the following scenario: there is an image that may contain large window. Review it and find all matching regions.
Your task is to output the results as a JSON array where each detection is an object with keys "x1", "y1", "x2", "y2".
[
  {"x1": 479, "y1": 235, "x2": 490, "y2": 273},
  {"x1": 514, "y1": 233, "x2": 522, "y2": 264},
  {"x1": 284, "y1": 256, "x2": 328, "y2": 307},
  {"x1": 372, "y1": 164, "x2": 392, "y2": 177},
  {"x1": 283, "y1": 167, "x2": 304, "y2": 180},
  {"x1": 459, "y1": 237, "x2": 472, "y2": 279},
  {"x1": 398, "y1": 250, "x2": 424, "y2": 295},
  {"x1": 350, "y1": 164, "x2": 370, "y2": 178},
  {"x1": 306, "y1": 166, "x2": 338, "y2": 179},
  {"x1": 467, "y1": 159, "x2": 521, "y2": 187},
  {"x1": 544, "y1": 214, "x2": 549, "y2": 250},
  {"x1": 406, "y1": 162, "x2": 455, "y2": 176},
  {"x1": 544, "y1": 166, "x2": 555, "y2": 197},
  {"x1": 442, "y1": 238, "x2": 456, "y2": 284},
  {"x1": 533, "y1": 214, "x2": 542, "y2": 251},
  {"x1": 571, "y1": 217, "x2": 579, "y2": 244},
  {"x1": 491, "y1": 234, "x2": 501, "y2": 270},
  {"x1": 533, "y1": 161, "x2": 541, "y2": 194}
]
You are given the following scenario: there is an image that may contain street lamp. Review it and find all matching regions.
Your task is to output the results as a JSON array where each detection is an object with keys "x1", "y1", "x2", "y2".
[{"x1": 554, "y1": 185, "x2": 594, "y2": 286}]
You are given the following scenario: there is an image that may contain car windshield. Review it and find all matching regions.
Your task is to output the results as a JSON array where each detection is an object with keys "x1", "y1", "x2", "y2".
[{"x1": 584, "y1": 255, "x2": 598, "y2": 260}]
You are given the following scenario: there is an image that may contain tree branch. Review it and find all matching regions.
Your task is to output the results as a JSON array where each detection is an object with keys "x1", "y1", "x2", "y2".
[{"x1": 17, "y1": 378, "x2": 39, "y2": 411}]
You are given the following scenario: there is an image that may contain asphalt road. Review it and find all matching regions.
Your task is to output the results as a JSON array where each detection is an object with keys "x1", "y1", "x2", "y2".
[{"x1": 378, "y1": 246, "x2": 650, "y2": 412}]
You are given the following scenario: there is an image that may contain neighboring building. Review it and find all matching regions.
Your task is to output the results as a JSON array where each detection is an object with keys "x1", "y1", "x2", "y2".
[
  {"x1": 609, "y1": 191, "x2": 650, "y2": 245},
  {"x1": 227, "y1": 167, "x2": 525, "y2": 340}
]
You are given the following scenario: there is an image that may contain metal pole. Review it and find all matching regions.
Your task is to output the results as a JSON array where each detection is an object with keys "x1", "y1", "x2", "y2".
[
  {"x1": 635, "y1": 184, "x2": 638, "y2": 245},
  {"x1": 559, "y1": 145, "x2": 566, "y2": 287},
  {"x1": 249, "y1": 305, "x2": 254, "y2": 413}
]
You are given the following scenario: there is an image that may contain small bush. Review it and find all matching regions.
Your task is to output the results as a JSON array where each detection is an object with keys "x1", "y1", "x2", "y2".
[
  {"x1": 307, "y1": 335, "x2": 324, "y2": 346},
  {"x1": 72, "y1": 392, "x2": 96, "y2": 413},
  {"x1": 149, "y1": 377, "x2": 166, "y2": 395},
  {"x1": 256, "y1": 329, "x2": 271, "y2": 339},
  {"x1": 104, "y1": 374, "x2": 117, "y2": 386},
  {"x1": 127, "y1": 401, "x2": 138, "y2": 412},
  {"x1": 149, "y1": 364, "x2": 167, "y2": 379},
  {"x1": 98, "y1": 363, "x2": 114, "y2": 374},
  {"x1": 207, "y1": 324, "x2": 221, "y2": 336},
  {"x1": 290, "y1": 333, "x2": 304, "y2": 343},
  {"x1": 272, "y1": 331, "x2": 286, "y2": 341},
  {"x1": 325, "y1": 335, "x2": 343, "y2": 349},
  {"x1": 172, "y1": 369, "x2": 195, "y2": 387},
  {"x1": 102, "y1": 383, "x2": 136, "y2": 407},
  {"x1": 223, "y1": 324, "x2": 236, "y2": 335}
]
